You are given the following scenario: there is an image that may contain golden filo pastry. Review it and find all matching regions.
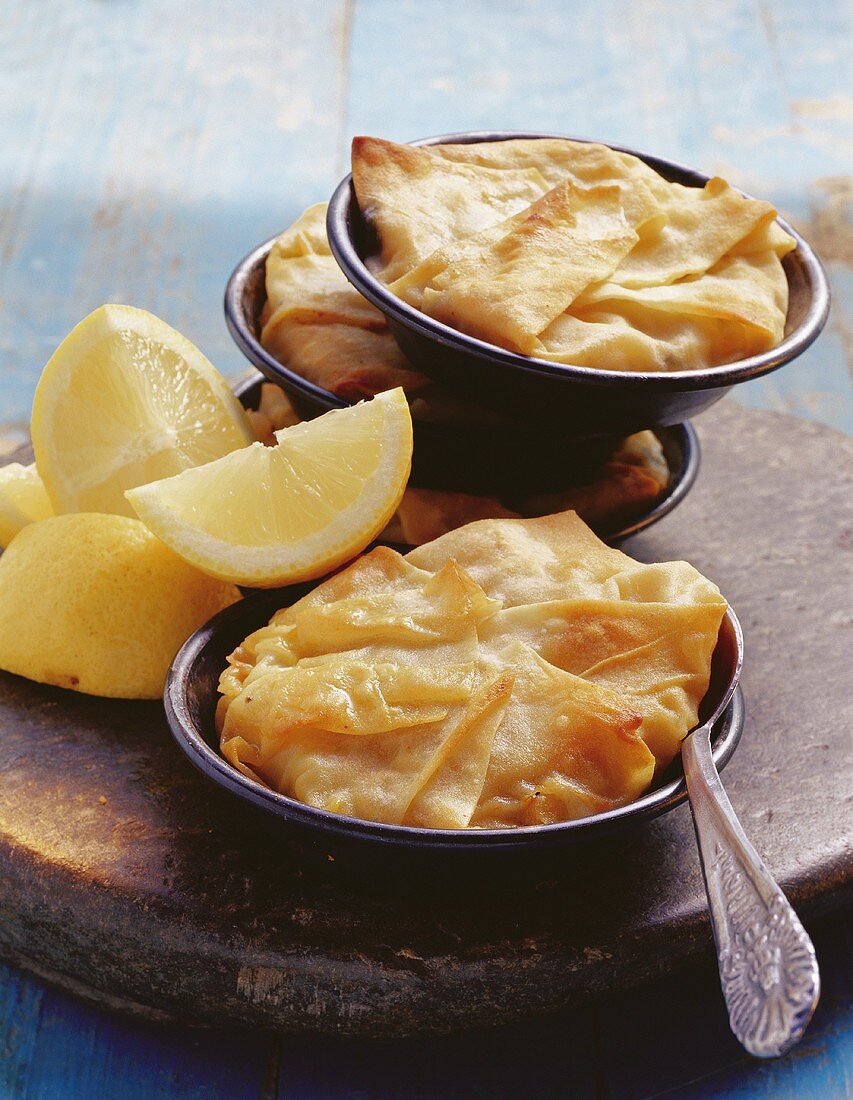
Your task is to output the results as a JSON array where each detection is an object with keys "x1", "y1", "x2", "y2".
[
  {"x1": 219, "y1": 550, "x2": 509, "y2": 828},
  {"x1": 404, "y1": 510, "x2": 632, "y2": 607},
  {"x1": 603, "y1": 176, "x2": 782, "y2": 288},
  {"x1": 520, "y1": 457, "x2": 664, "y2": 531},
  {"x1": 261, "y1": 204, "x2": 433, "y2": 403},
  {"x1": 481, "y1": 593, "x2": 725, "y2": 767},
  {"x1": 263, "y1": 204, "x2": 382, "y2": 331},
  {"x1": 351, "y1": 135, "x2": 796, "y2": 372},
  {"x1": 265, "y1": 253, "x2": 385, "y2": 331},
  {"x1": 405, "y1": 513, "x2": 726, "y2": 772},
  {"x1": 430, "y1": 136, "x2": 661, "y2": 191},
  {"x1": 614, "y1": 429, "x2": 670, "y2": 486},
  {"x1": 218, "y1": 512, "x2": 727, "y2": 828},
  {"x1": 563, "y1": 252, "x2": 790, "y2": 356},
  {"x1": 396, "y1": 178, "x2": 661, "y2": 354},
  {"x1": 384, "y1": 486, "x2": 521, "y2": 547},
  {"x1": 351, "y1": 136, "x2": 552, "y2": 282},
  {"x1": 469, "y1": 641, "x2": 654, "y2": 827},
  {"x1": 262, "y1": 322, "x2": 425, "y2": 403},
  {"x1": 261, "y1": 205, "x2": 505, "y2": 423}
]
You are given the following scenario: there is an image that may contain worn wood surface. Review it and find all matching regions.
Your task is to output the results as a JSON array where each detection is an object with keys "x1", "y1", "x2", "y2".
[
  {"x1": 0, "y1": 0, "x2": 850, "y2": 456},
  {"x1": 0, "y1": 401, "x2": 851, "y2": 1042},
  {"x1": 1, "y1": 913, "x2": 851, "y2": 1100},
  {"x1": 0, "y1": 0, "x2": 851, "y2": 1095}
]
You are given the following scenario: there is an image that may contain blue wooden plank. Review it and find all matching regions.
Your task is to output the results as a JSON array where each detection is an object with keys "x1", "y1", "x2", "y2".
[
  {"x1": 273, "y1": 989, "x2": 602, "y2": 1099},
  {"x1": 2, "y1": 917, "x2": 850, "y2": 1100},
  {"x1": 595, "y1": 910, "x2": 853, "y2": 1099},
  {"x1": 269, "y1": 911, "x2": 853, "y2": 1098},
  {"x1": 0, "y1": 0, "x2": 349, "y2": 445},
  {"x1": 345, "y1": 0, "x2": 850, "y2": 190},
  {"x1": 344, "y1": 0, "x2": 852, "y2": 433},
  {"x1": 0, "y1": 961, "x2": 45, "y2": 1099},
  {"x1": 0, "y1": 0, "x2": 848, "y2": 444},
  {"x1": 0, "y1": 962, "x2": 273, "y2": 1100},
  {"x1": 0, "y1": 1, "x2": 850, "y2": 1097}
]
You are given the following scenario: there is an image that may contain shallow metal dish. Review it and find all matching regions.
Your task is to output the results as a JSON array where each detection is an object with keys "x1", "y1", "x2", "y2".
[
  {"x1": 225, "y1": 236, "x2": 706, "y2": 499},
  {"x1": 326, "y1": 130, "x2": 830, "y2": 435},
  {"x1": 165, "y1": 583, "x2": 744, "y2": 856},
  {"x1": 232, "y1": 372, "x2": 700, "y2": 545}
]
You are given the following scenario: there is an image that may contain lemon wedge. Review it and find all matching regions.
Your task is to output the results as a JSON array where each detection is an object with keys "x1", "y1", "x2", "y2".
[
  {"x1": 0, "y1": 463, "x2": 54, "y2": 547},
  {"x1": 125, "y1": 388, "x2": 413, "y2": 587},
  {"x1": 31, "y1": 305, "x2": 254, "y2": 517}
]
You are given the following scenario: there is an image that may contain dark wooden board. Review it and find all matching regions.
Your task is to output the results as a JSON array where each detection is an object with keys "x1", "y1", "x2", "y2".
[{"x1": 0, "y1": 402, "x2": 850, "y2": 1038}]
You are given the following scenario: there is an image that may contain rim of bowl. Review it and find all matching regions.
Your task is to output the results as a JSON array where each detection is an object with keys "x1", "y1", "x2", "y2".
[
  {"x1": 231, "y1": 370, "x2": 701, "y2": 545},
  {"x1": 225, "y1": 234, "x2": 350, "y2": 414},
  {"x1": 610, "y1": 418, "x2": 700, "y2": 541},
  {"x1": 325, "y1": 129, "x2": 831, "y2": 392},
  {"x1": 165, "y1": 592, "x2": 743, "y2": 852}
]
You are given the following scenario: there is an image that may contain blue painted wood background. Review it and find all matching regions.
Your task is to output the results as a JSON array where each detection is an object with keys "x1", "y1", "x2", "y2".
[{"x1": 0, "y1": 0, "x2": 850, "y2": 1096}]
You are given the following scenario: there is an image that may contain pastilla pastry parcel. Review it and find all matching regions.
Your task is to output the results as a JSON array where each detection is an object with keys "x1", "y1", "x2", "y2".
[
  {"x1": 260, "y1": 203, "x2": 505, "y2": 427},
  {"x1": 217, "y1": 512, "x2": 727, "y2": 829},
  {"x1": 352, "y1": 136, "x2": 796, "y2": 371},
  {"x1": 261, "y1": 204, "x2": 427, "y2": 405}
]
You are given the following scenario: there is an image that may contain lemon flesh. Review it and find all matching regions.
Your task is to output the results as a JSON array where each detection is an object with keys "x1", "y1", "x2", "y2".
[
  {"x1": 126, "y1": 388, "x2": 413, "y2": 587},
  {"x1": 31, "y1": 305, "x2": 254, "y2": 517},
  {"x1": 0, "y1": 463, "x2": 53, "y2": 547},
  {"x1": 0, "y1": 513, "x2": 241, "y2": 699}
]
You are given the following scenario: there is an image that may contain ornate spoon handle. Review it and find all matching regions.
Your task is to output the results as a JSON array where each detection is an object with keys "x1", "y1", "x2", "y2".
[{"x1": 682, "y1": 723, "x2": 821, "y2": 1058}]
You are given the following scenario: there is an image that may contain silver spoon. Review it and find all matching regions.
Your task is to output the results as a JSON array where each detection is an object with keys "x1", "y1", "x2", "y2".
[{"x1": 682, "y1": 721, "x2": 821, "y2": 1057}]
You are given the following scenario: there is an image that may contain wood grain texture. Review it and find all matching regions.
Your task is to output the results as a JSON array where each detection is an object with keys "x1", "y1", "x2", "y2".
[
  {"x1": 0, "y1": 0, "x2": 349, "y2": 451},
  {"x1": 0, "y1": 962, "x2": 275, "y2": 1100},
  {"x1": 0, "y1": 0, "x2": 851, "y2": 1095},
  {"x1": 0, "y1": 402, "x2": 850, "y2": 1049},
  {"x1": 0, "y1": 0, "x2": 849, "y2": 451},
  {"x1": 344, "y1": 0, "x2": 852, "y2": 433},
  {"x1": 268, "y1": 914, "x2": 853, "y2": 1099},
  {"x1": 2, "y1": 911, "x2": 849, "y2": 1099}
]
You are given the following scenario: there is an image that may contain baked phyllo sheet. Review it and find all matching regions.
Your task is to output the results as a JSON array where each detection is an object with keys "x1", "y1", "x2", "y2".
[
  {"x1": 217, "y1": 512, "x2": 726, "y2": 829},
  {"x1": 352, "y1": 136, "x2": 795, "y2": 372}
]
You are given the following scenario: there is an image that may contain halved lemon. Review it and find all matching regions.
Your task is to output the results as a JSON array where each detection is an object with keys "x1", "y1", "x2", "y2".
[
  {"x1": 31, "y1": 305, "x2": 254, "y2": 517},
  {"x1": 125, "y1": 388, "x2": 413, "y2": 586},
  {"x1": 0, "y1": 513, "x2": 241, "y2": 699},
  {"x1": 0, "y1": 462, "x2": 54, "y2": 548}
]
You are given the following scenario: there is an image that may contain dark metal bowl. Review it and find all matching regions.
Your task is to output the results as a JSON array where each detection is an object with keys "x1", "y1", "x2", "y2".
[
  {"x1": 226, "y1": 239, "x2": 704, "y2": 499},
  {"x1": 325, "y1": 130, "x2": 830, "y2": 435},
  {"x1": 165, "y1": 581, "x2": 744, "y2": 856},
  {"x1": 232, "y1": 372, "x2": 699, "y2": 544}
]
